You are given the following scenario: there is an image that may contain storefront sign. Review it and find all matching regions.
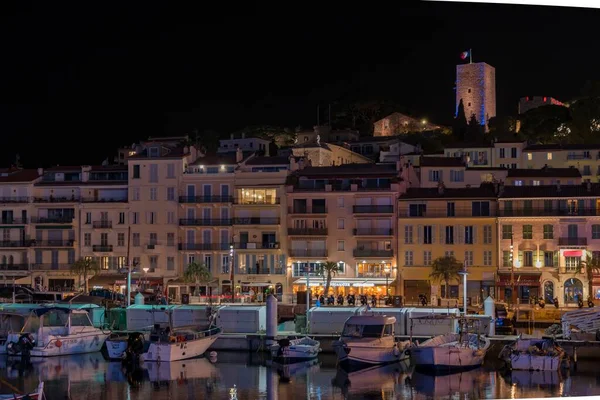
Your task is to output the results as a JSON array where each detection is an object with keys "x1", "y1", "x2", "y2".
[{"x1": 353, "y1": 282, "x2": 375, "y2": 287}]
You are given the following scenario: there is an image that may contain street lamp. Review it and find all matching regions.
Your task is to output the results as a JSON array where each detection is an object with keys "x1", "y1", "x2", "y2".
[
  {"x1": 142, "y1": 267, "x2": 149, "y2": 291},
  {"x1": 510, "y1": 232, "x2": 516, "y2": 306},
  {"x1": 384, "y1": 264, "x2": 391, "y2": 303}
]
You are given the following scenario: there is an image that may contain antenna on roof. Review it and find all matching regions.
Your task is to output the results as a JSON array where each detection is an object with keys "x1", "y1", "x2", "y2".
[{"x1": 101, "y1": 158, "x2": 109, "y2": 166}]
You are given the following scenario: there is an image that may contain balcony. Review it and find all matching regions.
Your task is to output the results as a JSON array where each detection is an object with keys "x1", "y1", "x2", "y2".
[
  {"x1": 353, "y1": 228, "x2": 393, "y2": 236},
  {"x1": 179, "y1": 218, "x2": 232, "y2": 226},
  {"x1": 357, "y1": 272, "x2": 391, "y2": 278},
  {"x1": 287, "y1": 228, "x2": 328, "y2": 236},
  {"x1": 179, "y1": 195, "x2": 233, "y2": 203},
  {"x1": 558, "y1": 237, "x2": 587, "y2": 246},
  {"x1": 353, "y1": 249, "x2": 394, "y2": 258},
  {"x1": 243, "y1": 267, "x2": 285, "y2": 275},
  {"x1": 353, "y1": 205, "x2": 394, "y2": 214},
  {"x1": 234, "y1": 198, "x2": 280, "y2": 205},
  {"x1": 0, "y1": 197, "x2": 29, "y2": 203},
  {"x1": 81, "y1": 197, "x2": 127, "y2": 203},
  {"x1": 92, "y1": 221, "x2": 112, "y2": 229},
  {"x1": 401, "y1": 208, "x2": 492, "y2": 218},
  {"x1": 288, "y1": 207, "x2": 328, "y2": 214},
  {"x1": 567, "y1": 154, "x2": 591, "y2": 160},
  {"x1": 357, "y1": 184, "x2": 391, "y2": 191},
  {"x1": 233, "y1": 242, "x2": 280, "y2": 250},
  {"x1": 178, "y1": 243, "x2": 230, "y2": 251},
  {"x1": 498, "y1": 208, "x2": 600, "y2": 217},
  {"x1": 33, "y1": 196, "x2": 80, "y2": 203},
  {"x1": 289, "y1": 249, "x2": 327, "y2": 258},
  {"x1": 0, "y1": 241, "x2": 31, "y2": 248},
  {"x1": 31, "y1": 216, "x2": 74, "y2": 224},
  {"x1": 32, "y1": 240, "x2": 74, "y2": 247},
  {"x1": 31, "y1": 263, "x2": 72, "y2": 271},
  {"x1": 233, "y1": 217, "x2": 280, "y2": 225},
  {"x1": 0, "y1": 264, "x2": 29, "y2": 271},
  {"x1": 92, "y1": 245, "x2": 113, "y2": 252},
  {"x1": 0, "y1": 218, "x2": 28, "y2": 225}
]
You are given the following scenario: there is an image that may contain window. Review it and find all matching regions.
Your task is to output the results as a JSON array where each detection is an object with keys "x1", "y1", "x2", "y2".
[
  {"x1": 483, "y1": 225, "x2": 492, "y2": 244},
  {"x1": 464, "y1": 226, "x2": 474, "y2": 244},
  {"x1": 445, "y1": 251, "x2": 454, "y2": 258},
  {"x1": 337, "y1": 197, "x2": 344, "y2": 208},
  {"x1": 424, "y1": 251, "x2": 432, "y2": 266},
  {"x1": 147, "y1": 212, "x2": 156, "y2": 224},
  {"x1": 337, "y1": 240, "x2": 345, "y2": 251},
  {"x1": 447, "y1": 202, "x2": 455, "y2": 217},
  {"x1": 167, "y1": 164, "x2": 175, "y2": 179},
  {"x1": 584, "y1": 166, "x2": 592, "y2": 176},
  {"x1": 84, "y1": 233, "x2": 91, "y2": 247},
  {"x1": 464, "y1": 251, "x2": 473, "y2": 267},
  {"x1": 132, "y1": 188, "x2": 140, "y2": 201},
  {"x1": 499, "y1": 148, "x2": 505, "y2": 159},
  {"x1": 544, "y1": 251, "x2": 555, "y2": 267},
  {"x1": 337, "y1": 218, "x2": 345, "y2": 229},
  {"x1": 132, "y1": 212, "x2": 139, "y2": 224},
  {"x1": 428, "y1": 170, "x2": 441, "y2": 182},
  {"x1": 468, "y1": 88, "x2": 471, "y2": 93},
  {"x1": 149, "y1": 164, "x2": 158, "y2": 183},
  {"x1": 119, "y1": 212, "x2": 125, "y2": 224},
  {"x1": 167, "y1": 211, "x2": 175, "y2": 224},
  {"x1": 484, "y1": 250, "x2": 492, "y2": 266},
  {"x1": 522, "y1": 225, "x2": 533, "y2": 239},
  {"x1": 149, "y1": 233, "x2": 157, "y2": 246},
  {"x1": 404, "y1": 225, "x2": 413, "y2": 244},
  {"x1": 502, "y1": 251, "x2": 511, "y2": 267},
  {"x1": 409, "y1": 204, "x2": 426, "y2": 217},
  {"x1": 547, "y1": 152, "x2": 553, "y2": 160},
  {"x1": 533, "y1": 180, "x2": 541, "y2": 186},
  {"x1": 85, "y1": 212, "x2": 91, "y2": 224},
  {"x1": 514, "y1": 180, "x2": 523, "y2": 186},
  {"x1": 445, "y1": 226, "x2": 454, "y2": 244},
  {"x1": 166, "y1": 232, "x2": 175, "y2": 247},
  {"x1": 544, "y1": 225, "x2": 554, "y2": 239},
  {"x1": 149, "y1": 256, "x2": 158, "y2": 270},
  {"x1": 133, "y1": 165, "x2": 140, "y2": 179},
  {"x1": 593, "y1": 225, "x2": 600, "y2": 239},
  {"x1": 167, "y1": 257, "x2": 175, "y2": 271},
  {"x1": 68, "y1": 249, "x2": 75, "y2": 265},
  {"x1": 117, "y1": 233, "x2": 125, "y2": 247},
  {"x1": 132, "y1": 233, "x2": 140, "y2": 247},
  {"x1": 150, "y1": 187, "x2": 158, "y2": 201},
  {"x1": 450, "y1": 170, "x2": 464, "y2": 182},
  {"x1": 467, "y1": 102, "x2": 471, "y2": 107},
  {"x1": 404, "y1": 251, "x2": 413, "y2": 266},
  {"x1": 502, "y1": 225, "x2": 512, "y2": 240},
  {"x1": 472, "y1": 201, "x2": 490, "y2": 216},
  {"x1": 527, "y1": 153, "x2": 532, "y2": 160},
  {"x1": 423, "y1": 225, "x2": 433, "y2": 244},
  {"x1": 565, "y1": 256, "x2": 580, "y2": 272},
  {"x1": 511, "y1": 163, "x2": 517, "y2": 169},
  {"x1": 524, "y1": 251, "x2": 533, "y2": 267},
  {"x1": 511, "y1": 147, "x2": 517, "y2": 158},
  {"x1": 166, "y1": 187, "x2": 175, "y2": 201}
]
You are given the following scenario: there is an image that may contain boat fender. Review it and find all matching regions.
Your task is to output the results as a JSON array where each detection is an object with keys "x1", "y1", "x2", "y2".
[
  {"x1": 169, "y1": 336, "x2": 177, "y2": 343},
  {"x1": 55, "y1": 340, "x2": 62, "y2": 348}
]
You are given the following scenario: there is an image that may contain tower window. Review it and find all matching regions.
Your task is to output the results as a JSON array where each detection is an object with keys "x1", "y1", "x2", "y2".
[
  {"x1": 468, "y1": 89, "x2": 471, "y2": 93},
  {"x1": 468, "y1": 102, "x2": 471, "y2": 107}
]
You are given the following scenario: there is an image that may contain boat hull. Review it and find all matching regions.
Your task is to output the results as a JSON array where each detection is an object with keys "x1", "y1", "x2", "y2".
[
  {"x1": 140, "y1": 333, "x2": 219, "y2": 362},
  {"x1": 509, "y1": 354, "x2": 562, "y2": 371},
  {"x1": 334, "y1": 341, "x2": 410, "y2": 369},
  {"x1": 105, "y1": 332, "x2": 150, "y2": 360},
  {"x1": 8, "y1": 332, "x2": 110, "y2": 357},
  {"x1": 410, "y1": 345, "x2": 485, "y2": 371},
  {"x1": 270, "y1": 338, "x2": 321, "y2": 363}
]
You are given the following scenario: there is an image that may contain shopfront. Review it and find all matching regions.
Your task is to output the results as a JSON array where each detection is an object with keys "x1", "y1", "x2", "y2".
[
  {"x1": 497, "y1": 272, "x2": 541, "y2": 304},
  {"x1": 292, "y1": 278, "x2": 390, "y2": 299}
]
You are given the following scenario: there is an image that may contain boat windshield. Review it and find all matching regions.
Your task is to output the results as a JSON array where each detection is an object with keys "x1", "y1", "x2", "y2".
[
  {"x1": 342, "y1": 323, "x2": 384, "y2": 338},
  {"x1": 342, "y1": 324, "x2": 362, "y2": 338}
]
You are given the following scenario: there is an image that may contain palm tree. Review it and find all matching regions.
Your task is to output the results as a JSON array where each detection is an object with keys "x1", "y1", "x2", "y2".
[
  {"x1": 70, "y1": 258, "x2": 100, "y2": 293},
  {"x1": 579, "y1": 251, "x2": 600, "y2": 301},
  {"x1": 183, "y1": 262, "x2": 212, "y2": 302},
  {"x1": 429, "y1": 256, "x2": 463, "y2": 299},
  {"x1": 317, "y1": 261, "x2": 339, "y2": 297}
]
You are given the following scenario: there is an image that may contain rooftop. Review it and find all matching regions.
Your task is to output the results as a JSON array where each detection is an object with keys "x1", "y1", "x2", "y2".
[
  {"x1": 420, "y1": 156, "x2": 465, "y2": 167},
  {"x1": 294, "y1": 163, "x2": 396, "y2": 178},
  {"x1": 190, "y1": 153, "x2": 242, "y2": 166},
  {"x1": 500, "y1": 183, "x2": 600, "y2": 198},
  {"x1": 128, "y1": 145, "x2": 189, "y2": 159},
  {"x1": 507, "y1": 167, "x2": 581, "y2": 178},
  {"x1": 400, "y1": 184, "x2": 497, "y2": 199},
  {"x1": 245, "y1": 156, "x2": 290, "y2": 166},
  {"x1": 0, "y1": 169, "x2": 40, "y2": 183}
]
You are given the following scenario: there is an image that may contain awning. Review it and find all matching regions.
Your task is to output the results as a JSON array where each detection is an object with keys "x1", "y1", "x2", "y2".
[
  {"x1": 166, "y1": 278, "x2": 218, "y2": 287},
  {"x1": 564, "y1": 250, "x2": 583, "y2": 257},
  {"x1": 88, "y1": 274, "x2": 124, "y2": 286},
  {"x1": 497, "y1": 273, "x2": 541, "y2": 287},
  {"x1": 240, "y1": 282, "x2": 272, "y2": 287}
]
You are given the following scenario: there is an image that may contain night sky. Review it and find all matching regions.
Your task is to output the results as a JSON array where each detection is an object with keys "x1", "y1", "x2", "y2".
[{"x1": 1, "y1": 2, "x2": 599, "y2": 167}]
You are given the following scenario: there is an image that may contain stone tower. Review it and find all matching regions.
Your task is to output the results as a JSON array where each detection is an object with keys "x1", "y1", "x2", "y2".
[{"x1": 456, "y1": 62, "x2": 496, "y2": 130}]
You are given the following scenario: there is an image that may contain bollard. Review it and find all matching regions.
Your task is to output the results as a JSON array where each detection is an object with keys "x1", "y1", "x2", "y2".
[
  {"x1": 484, "y1": 296, "x2": 495, "y2": 336},
  {"x1": 134, "y1": 292, "x2": 145, "y2": 305},
  {"x1": 266, "y1": 294, "x2": 278, "y2": 347}
]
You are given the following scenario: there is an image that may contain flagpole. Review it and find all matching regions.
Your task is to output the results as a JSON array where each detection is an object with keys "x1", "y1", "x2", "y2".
[{"x1": 469, "y1": 48, "x2": 473, "y2": 64}]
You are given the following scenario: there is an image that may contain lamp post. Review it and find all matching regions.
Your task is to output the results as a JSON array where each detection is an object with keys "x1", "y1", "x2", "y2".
[
  {"x1": 384, "y1": 265, "x2": 391, "y2": 304},
  {"x1": 142, "y1": 267, "x2": 149, "y2": 291},
  {"x1": 459, "y1": 260, "x2": 469, "y2": 317},
  {"x1": 510, "y1": 232, "x2": 516, "y2": 306}
]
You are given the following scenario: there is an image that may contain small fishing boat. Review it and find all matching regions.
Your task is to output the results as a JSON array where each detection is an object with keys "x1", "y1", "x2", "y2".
[
  {"x1": 409, "y1": 317, "x2": 490, "y2": 371},
  {"x1": 270, "y1": 337, "x2": 321, "y2": 363},
  {"x1": 498, "y1": 337, "x2": 569, "y2": 371},
  {"x1": 0, "y1": 381, "x2": 44, "y2": 400},
  {"x1": 333, "y1": 315, "x2": 411, "y2": 369}
]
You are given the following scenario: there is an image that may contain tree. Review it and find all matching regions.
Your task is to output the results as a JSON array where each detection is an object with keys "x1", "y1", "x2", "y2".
[
  {"x1": 429, "y1": 256, "x2": 463, "y2": 299},
  {"x1": 70, "y1": 258, "x2": 100, "y2": 293},
  {"x1": 183, "y1": 262, "x2": 212, "y2": 301},
  {"x1": 317, "y1": 261, "x2": 339, "y2": 298},
  {"x1": 519, "y1": 104, "x2": 571, "y2": 144},
  {"x1": 452, "y1": 99, "x2": 468, "y2": 141},
  {"x1": 579, "y1": 252, "x2": 600, "y2": 300},
  {"x1": 466, "y1": 113, "x2": 483, "y2": 140}
]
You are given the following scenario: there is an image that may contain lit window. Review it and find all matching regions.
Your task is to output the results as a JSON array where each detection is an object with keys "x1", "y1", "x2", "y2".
[
  {"x1": 527, "y1": 153, "x2": 532, "y2": 161},
  {"x1": 547, "y1": 152, "x2": 553, "y2": 160},
  {"x1": 533, "y1": 180, "x2": 541, "y2": 186},
  {"x1": 514, "y1": 180, "x2": 523, "y2": 186}
]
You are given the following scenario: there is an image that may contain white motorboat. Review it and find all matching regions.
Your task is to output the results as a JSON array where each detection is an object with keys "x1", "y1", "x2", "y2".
[
  {"x1": 138, "y1": 325, "x2": 220, "y2": 362},
  {"x1": 5, "y1": 307, "x2": 109, "y2": 357},
  {"x1": 333, "y1": 315, "x2": 411, "y2": 369},
  {"x1": 499, "y1": 338, "x2": 569, "y2": 371},
  {"x1": 270, "y1": 336, "x2": 321, "y2": 363}
]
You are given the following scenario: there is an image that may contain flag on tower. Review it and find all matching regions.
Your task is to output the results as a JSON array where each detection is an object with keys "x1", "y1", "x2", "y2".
[{"x1": 460, "y1": 50, "x2": 470, "y2": 60}]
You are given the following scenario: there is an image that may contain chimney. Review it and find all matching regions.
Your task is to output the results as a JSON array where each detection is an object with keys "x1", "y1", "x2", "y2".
[
  {"x1": 37, "y1": 168, "x2": 43, "y2": 176},
  {"x1": 437, "y1": 181, "x2": 445, "y2": 195},
  {"x1": 236, "y1": 148, "x2": 243, "y2": 163}
]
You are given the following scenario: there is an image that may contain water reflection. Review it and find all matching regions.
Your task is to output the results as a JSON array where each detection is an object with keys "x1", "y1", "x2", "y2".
[{"x1": 1, "y1": 352, "x2": 600, "y2": 399}]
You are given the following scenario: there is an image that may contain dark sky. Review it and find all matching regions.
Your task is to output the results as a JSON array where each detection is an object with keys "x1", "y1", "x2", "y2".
[{"x1": 1, "y1": 2, "x2": 599, "y2": 167}]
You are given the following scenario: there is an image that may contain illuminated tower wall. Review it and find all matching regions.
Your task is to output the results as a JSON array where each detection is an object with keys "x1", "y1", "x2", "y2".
[{"x1": 456, "y1": 62, "x2": 496, "y2": 130}]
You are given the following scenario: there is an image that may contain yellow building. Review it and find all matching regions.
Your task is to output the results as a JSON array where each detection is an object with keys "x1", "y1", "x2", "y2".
[
  {"x1": 398, "y1": 183, "x2": 498, "y2": 306},
  {"x1": 523, "y1": 144, "x2": 600, "y2": 183}
]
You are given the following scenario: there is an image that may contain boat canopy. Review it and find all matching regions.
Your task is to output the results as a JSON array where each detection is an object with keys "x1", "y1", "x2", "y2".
[
  {"x1": 32, "y1": 307, "x2": 89, "y2": 317},
  {"x1": 344, "y1": 315, "x2": 396, "y2": 325}
]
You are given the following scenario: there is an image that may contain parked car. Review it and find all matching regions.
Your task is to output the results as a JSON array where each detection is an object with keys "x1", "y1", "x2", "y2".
[{"x1": 495, "y1": 302, "x2": 517, "y2": 335}]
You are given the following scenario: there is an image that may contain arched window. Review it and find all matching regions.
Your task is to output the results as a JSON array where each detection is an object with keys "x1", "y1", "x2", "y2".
[
  {"x1": 564, "y1": 278, "x2": 583, "y2": 304},
  {"x1": 0, "y1": 256, "x2": 5, "y2": 266},
  {"x1": 543, "y1": 281, "x2": 554, "y2": 303},
  {"x1": 7, "y1": 255, "x2": 13, "y2": 265}
]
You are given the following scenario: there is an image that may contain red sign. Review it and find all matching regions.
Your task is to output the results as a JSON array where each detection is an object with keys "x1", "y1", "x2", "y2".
[
  {"x1": 564, "y1": 251, "x2": 582, "y2": 257},
  {"x1": 497, "y1": 274, "x2": 541, "y2": 287}
]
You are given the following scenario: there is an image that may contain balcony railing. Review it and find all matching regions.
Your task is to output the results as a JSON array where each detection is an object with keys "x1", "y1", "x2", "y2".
[
  {"x1": 498, "y1": 208, "x2": 600, "y2": 217},
  {"x1": 287, "y1": 228, "x2": 328, "y2": 236},
  {"x1": 353, "y1": 205, "x2": 394, "y2": 214},
  {"x1": 92, "y1": 245, "x2": 113, "y2": 252},
  {"x1": 233, "y1": 217, "x2": 280, "y2": 225},
  {"x1": 357, "y1": 185, "x2": 391, "y2": 191},
  {"x1": 31, "y1": 263, "x2": 72, "y2": 271},
  {"x1": 0, "y1": 241, "x2": 31, "y2": 248},
  {"x1": 80, "y1": 197, "x2": 127, "y2": 203},
  {"x1": 179, "y1": 195, "x2": 233, "y2": 203},
  {"x1": 400, "y1": 208, "x2": 492, "y2": 218},
  {"x1": 32, "y1": 240, "x2": 74, "y2": 247},
  {"x1": 0, "y1": 264, "x2": 29, "y2": 271},
  {"x1": 31, "y1": 216, "x2": 74, "y2": 224},
  {"x1": 567, "y1": 154, "x2": 591, "y2": 160},
  {"x1": 558, "y1": 237, "x2": 587, "y2": 246},
  {"x1": 242, "y1": 267, "x2": 285, "y2": 275},
  {"x1": 0, "y1": 197, "x2": 29, "y2": 203},
  {"x1": 234, "y1": 198, "x2": 280, "y2": 205},
  {"x1": 33, "y1": 196, "x2": 80, "y2": 203},
  {"x1": 357, "y1": 272, "x2": 391, "y2": 278},
  {"x1": 353, "y1": 249, "x2": 394, "y2": 257},
  {"x1": 289, "y1": 249, "x2": 327, "y2": 257},
  {"x1": 233, "y1": 242, "x2": 280, "y2": 250},
  {"x1": 353, "y1": 228, "x2": 393, "y2": 236},
  {"x1": 288, "y1": 207, "x2": 328, "y2": 214},
  {"x1": 92, "y1": 221, "x2": 112, "y2": 229},
  {"x1": 0, "y1": 218, "x2": 28, "y2": 224},
  {"x1": 179, "y1": 218, "x2": 232, "y2": 226},
  {"x1": 178, "y1": 243, "x2": 230, "y2": 251}
]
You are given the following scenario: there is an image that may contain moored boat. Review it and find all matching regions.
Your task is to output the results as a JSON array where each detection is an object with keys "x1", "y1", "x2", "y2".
[
  {"x1": 270, "y1": 336, "x2": 321, "y2": 363},
  {"x1": 498, "y1": 337, "x2": 569, "y2": 371},
  {"x1": 333, "y1": 315, "x2": 411, "y2": 370},
  {"x1": 0, "y1": 381, "x2": 44, "y2": 400}
]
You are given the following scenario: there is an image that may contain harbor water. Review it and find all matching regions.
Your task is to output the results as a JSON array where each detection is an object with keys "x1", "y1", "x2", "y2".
[{"x1": 1, "y1": 352, "x2": 600, "y2": 399}]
